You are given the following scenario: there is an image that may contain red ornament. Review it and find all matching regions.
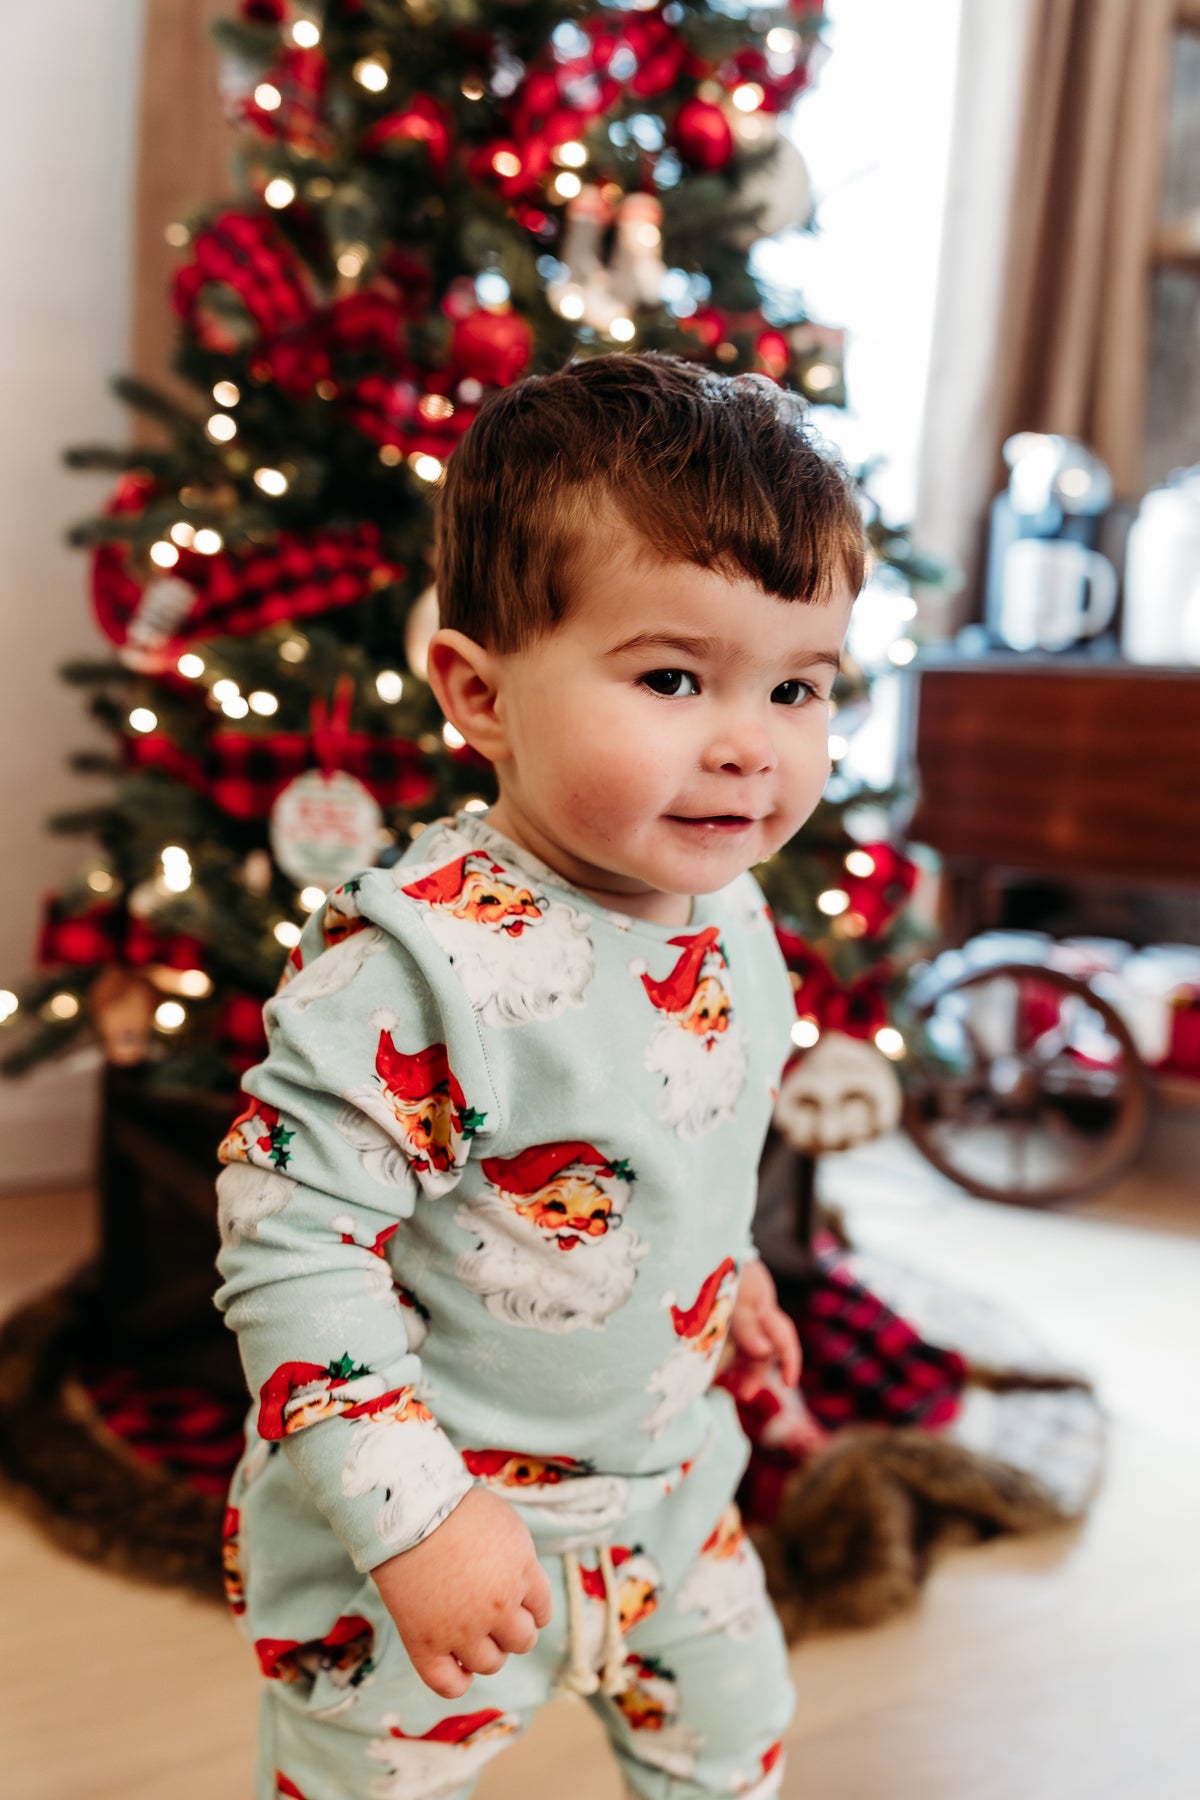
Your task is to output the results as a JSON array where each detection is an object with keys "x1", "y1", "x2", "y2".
[
  {"x1": 672, "y1": 98, "x2": 734, "y2": 172},
  {"x1": 756, "y1": 328, "x2": 790, "y2": 378},
  {"x1": 450, "y1": 308, "x2": 534, "y2": 389},
  {"x1": 360, "y1": 97, "x2": 452, "y2": 179}
]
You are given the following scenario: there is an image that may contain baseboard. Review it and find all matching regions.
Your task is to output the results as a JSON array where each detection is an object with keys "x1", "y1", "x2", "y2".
[{"x1": 0, "y1": 1052, "x2": 103, "y2": 1192}]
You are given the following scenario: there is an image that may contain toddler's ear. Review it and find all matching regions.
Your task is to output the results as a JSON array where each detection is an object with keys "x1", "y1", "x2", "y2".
[{"x1": 426, "y1": 629, "x2": 511, "y2": 762}]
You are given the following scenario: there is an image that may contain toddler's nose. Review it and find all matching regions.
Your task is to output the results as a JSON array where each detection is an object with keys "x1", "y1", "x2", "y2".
[{"x1": 701, "y1": 716, "x2": 776, "y2": 777}]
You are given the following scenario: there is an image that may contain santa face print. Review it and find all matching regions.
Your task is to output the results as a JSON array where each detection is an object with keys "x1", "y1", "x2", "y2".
[
  {"x1": 637, "y1": 929, "x2": 749, "y2": 1139},
  {"x1": 367, "y1": 1707, "x2": 520, "y2": 1799},
  {"x1": 400, "y1": 849, "x2": 595, "y2": 1027},
  {"x1": 219, "y1": 1098, "x2": 294, "y2": 1171},
  {"x1": 339, "y1": 1387, "x2": 471, "y2": 1551},
  {"x1": 513, "y1": 1172, "x2": 614, "y2": 1247},
  {"x1": 476, "y1": 538, "x2": 854, "y2": 926},
  {"x1": 675, "y1": 1503, "x2": 770, "y2": 1642},
  {"x1": 641, "y1": 1259, "x2": 739, "y2": 1437},
  {"x1": 365, "y1": 1030, "x2": 486, "y2": 1197},
  {"x1": 609, "y1": 1653, "x2": 702, "y2": 1779},
  {"x1": 257, "y1": 1357, "x2": 387, "y2": 1441}
]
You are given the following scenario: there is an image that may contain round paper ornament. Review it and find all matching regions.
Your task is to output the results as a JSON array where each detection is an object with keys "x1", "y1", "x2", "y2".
[{"x1": 269, "y1": 768, "x2": 383, "y2": 889}]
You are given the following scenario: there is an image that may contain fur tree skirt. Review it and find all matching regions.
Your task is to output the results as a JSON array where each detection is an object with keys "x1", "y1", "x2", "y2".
[{"x1": 0, "y1": 1245, "x2": 1104, "y2": 1630}]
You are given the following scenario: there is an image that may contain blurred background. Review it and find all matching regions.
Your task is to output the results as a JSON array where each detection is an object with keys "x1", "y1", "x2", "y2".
[{"x1": 1, "y1": 3, "x2": 1197, "y2": 1797}]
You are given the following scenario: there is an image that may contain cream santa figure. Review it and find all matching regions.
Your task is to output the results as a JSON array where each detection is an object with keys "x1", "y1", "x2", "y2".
[
  {"x1": 610, "y1": 1652, "x2": 702, "y2": 1779},
  {"x1": 339, "y1": 1385, "x2": 470, "y2": 1549},
  {"x1": 454, "y1": 1139, "x2": 645, "y2": 1332},
  {"x1": 366, "y1": 1706, "x2": 520, "y2": 1798},
  {"x1": 633, "y1": 927, "x2": 748, "y2": 1138},
  {"x1": 675, "y1": 1502, "x2": 770, "y2": 1641},
  {"x1": 462, "y1": 1448, "x2": 631, "y2": 1547},
  {"x1": 641, "y1": 1257, "x2": 738, "y2": 1437},
  {"x1": 399, "y1": 851, "x2": 594, "y2": 1026}
]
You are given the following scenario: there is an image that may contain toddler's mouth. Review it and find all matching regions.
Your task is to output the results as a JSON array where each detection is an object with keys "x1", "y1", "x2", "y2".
[{"x1": 668, "y1": 814, "x2": 755, "y2": 832}]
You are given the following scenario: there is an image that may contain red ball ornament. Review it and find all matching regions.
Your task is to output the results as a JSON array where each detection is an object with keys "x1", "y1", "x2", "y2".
[
  {"x1": 450, "y1": 308, "x2": 534, "y2": 389},
  {"x1": 672, "y1": 98, "x2": 735, "y2": 172},
  {"x1": 360, "y1": 97, "x2": 452, "y2": 179}
]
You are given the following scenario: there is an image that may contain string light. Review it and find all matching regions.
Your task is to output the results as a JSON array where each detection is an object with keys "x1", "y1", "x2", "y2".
[
  {"x1": 462, "y1": 76, "x2": 485, "y2": 100},
  {"x1": 206, "y1": 414, "x2": 237, "y2": 442},
  {"x1": 0, "y1": 991, "x2": 18, "y2": 1023},
  {"x1": 193, "y1": 528, "x2": 223, "y2": 555},
  {"x1": 155, "y1": 1001, "x2": 187, "y2": 1031},
  {"x1": 291, "y1": 18, "x2": 320, "y2": 47},
  {"x1": 177, "y1": 969, "x2": 212, "y2": 998},
  {"x1": 897, "y1": 595, "x2": 918, "y2": 621},
  {"x1": 87, "y1": 869, "x2": 115, "y2": 894},
  {"x1": 766, "y1": 27, "x2": 798, "y2": 52},
  {"x1": 222, "y1": 694, "x2": 250, "y2": 719},
  {"x1": 337, "y1": 246, "x2": 367, "y2": 278},
  {"x1": 806, "y1": 363, "x2": 838, "y2": 392},
  {"x1": 475, "y1": 272, "x2": 510, "y2": 307},
  {"x1": 353, "y1": 57, "x2": 389, "y2": 92},
  {"x1": 492, "y1": 150, "x2": 521, "y2": 179},
  {"x1": 376, "y1": 670, "x2": 404, "y2": 702},
  {"x1": 419, "y1": 394, "x2": 455, "y2": 421},
  {"x1": 169, "y1": 521, "x2": 196, "y2": 548},
  {"x1": 829, "y1": 734, "x2": 849, "y2": 761},
  {"x1": 254, "y1": 82, "x2": 282, "y2": 111},
  {"x1": 790, "y1": 1017, "x2": 820, "y2": 1049},
  {"x1": 177, "y1": 653, "x2": 204, "y2": 679},
  {"x1": 442, "y1": 722, "x2": 466, "y2": 749},
  {"x1": 249, "y1": 690, "x2": 279, "y2": 716},
  {"x1": 888, "y1": 638, "x2": 918, "y2": 667},
  {"x1": 553, "y1": 171, "x2": 583, "y2": 200},
  {"x1": 211, "y1": 679, "x2": 240, "y2": 703},
  {"x1": 264, "y1": 177, "x2": 297, "y2": 210},
  {"x1": 411, "y1": 454, "x2": 444, "y2": 483},
  {"x1": 845, "y1": 850, "x2": 877, "y2": 878},
  {"x1": 279, "y1": 637, "x2": 308, "y2": 663},
  {"x1": 48, "y1": 993, "x2": 80, "y2": 1021},
  {"x1": 875, "y1": 1026, "x2": 906, "y2": 1059},
  {"x1": 161, "y1": 846, "x2": 192, "y2": 893},
  {"x1": 149, "y1": 541, "x2": 179, "y2": 569},
  {"x1": 816, "y1": 888, "x2": 850, "y2": 916},
  {"x1": 254, "y1": 467, "x2": 289, "y2": 496},
  {"x1": 378, "y1": 444, "x2": 403, "y2": 466},
  {"x1": 556, "y1": 288, "x2": 586, "y2": 321},
  {"x1": 732, "y1": 82, "x2": 765, "y2": 111},
  {"x1": 300, "y1": 886, "x2": 325, "y2": 912},
  {"x1": 610, "y1": 317, "x2": 636, "y2": 343},
  {"x1": 212, "y1": 381, "x2": 240, "y2": 407},
  {"x1": 164, "y1": 222, "x2": 190, "y2": 248},
  {"x1": 463, "y1": 797, "x2": 488, "y2": 813},
  {"x1": 556, "y1": 140, "x2": 588, "y2": 168},
  {"x1": 274, "y1": 921, "x2": 303, "y2": 948},
  {"x1": 129, "y1": 707, "x2": 157, "y2": 733}
]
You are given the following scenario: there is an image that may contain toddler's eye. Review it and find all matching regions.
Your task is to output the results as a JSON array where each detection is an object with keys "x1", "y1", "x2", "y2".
[
  {"x1": 772, "y1": 679, "x2": 817, "y2": 707},
  {"x1": 641, "y1": 669, "x2": 699, "y2": 697}
]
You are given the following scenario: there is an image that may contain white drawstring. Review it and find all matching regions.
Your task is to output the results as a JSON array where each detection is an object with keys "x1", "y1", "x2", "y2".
[{"x1": 558, "y1": 1546, "x2": 626, "y2": 1699}]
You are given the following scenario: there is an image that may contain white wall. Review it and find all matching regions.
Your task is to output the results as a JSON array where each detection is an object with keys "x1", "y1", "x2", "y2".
[{"x1": 0, "y1": 0, "x2": 143, "y2": 1187}]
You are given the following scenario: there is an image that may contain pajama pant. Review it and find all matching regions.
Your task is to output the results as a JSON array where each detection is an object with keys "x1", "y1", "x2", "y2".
[{"x1": 257, "y1": 1504, "x2": 794, "y2": 1800}]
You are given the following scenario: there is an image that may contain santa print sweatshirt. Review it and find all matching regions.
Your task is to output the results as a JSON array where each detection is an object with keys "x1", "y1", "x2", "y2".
[{"x1": 214, "y1": 810, "x2": 796, "y2": 1579}]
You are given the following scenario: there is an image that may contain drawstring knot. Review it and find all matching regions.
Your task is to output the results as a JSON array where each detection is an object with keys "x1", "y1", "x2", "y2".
[{"x1": 559, "y1": 1544, "x2": 626, "y2": 1698}]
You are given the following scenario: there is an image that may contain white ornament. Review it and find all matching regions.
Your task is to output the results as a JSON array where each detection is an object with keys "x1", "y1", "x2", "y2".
[
  {"x1": 118, "y1": 576, "x2": 198, "y2": 671},
  {"x1": 773, "y1": 1029, "x2": 902, "y2": 1153},
  {"x1": 269, "y1": 768, "x2": 383, "y2": 889}
]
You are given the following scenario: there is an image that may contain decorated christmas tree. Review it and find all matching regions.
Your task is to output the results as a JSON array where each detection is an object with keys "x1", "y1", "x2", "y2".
[{"x1": 2, "y1": 0, "x2": 936, "y2": 1095}]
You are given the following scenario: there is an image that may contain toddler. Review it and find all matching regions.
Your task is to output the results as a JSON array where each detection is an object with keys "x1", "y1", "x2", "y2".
[{"x1": 215, "y1": 352, "x2": 864, "y2": 1800}]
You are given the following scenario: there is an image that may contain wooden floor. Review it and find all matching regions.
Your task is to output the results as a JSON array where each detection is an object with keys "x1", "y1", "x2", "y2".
[{"x1": 2, "y1": 1111, "x2": 1198, "y2": 1800}]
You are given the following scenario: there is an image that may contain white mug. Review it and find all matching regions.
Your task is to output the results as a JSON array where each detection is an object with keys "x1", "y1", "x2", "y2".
[{"x1": 1000, "y1": 538, "x2": 1117, "y2": 652}]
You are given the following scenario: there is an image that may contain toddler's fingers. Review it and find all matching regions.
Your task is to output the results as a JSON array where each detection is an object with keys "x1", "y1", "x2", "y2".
[
  {"x1": 766, "y1": 1312, "x2": 803, "y2": 1386},
  {"x1": 496, "y1": 1607, "x2": 539, "y2": 1656},
  {"x1": 523, "y1": 1563, "x2": 554, "y2": 1629},
  {"x1": 734, "y1": 1316, "x2": 772, "y2": 1358},
  {"x1": 461, "y1": 1636, "x2": 507, "y2": 1677},
  {"x1": 416, "y1": 1651, "x2": 473, "y2": 1701}
]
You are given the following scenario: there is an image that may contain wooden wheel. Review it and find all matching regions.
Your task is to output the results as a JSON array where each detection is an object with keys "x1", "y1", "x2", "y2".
[{"x1": 902, "y1": 961, "x2": 1149, "y2": 1206}]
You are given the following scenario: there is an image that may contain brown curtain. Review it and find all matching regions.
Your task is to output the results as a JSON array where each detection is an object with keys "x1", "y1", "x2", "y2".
[
  {"x1": 132, "y1": 0, "x2": 232, "y2": 399},
  {"x1": 917, "y1": 0, "x2": 1177, "y2": 627}
]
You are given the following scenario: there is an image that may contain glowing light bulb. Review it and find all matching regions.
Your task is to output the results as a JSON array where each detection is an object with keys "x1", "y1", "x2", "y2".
[
  {"x1": 155, "y1": 1001, "x2": 187, "y2": 1031},
  {"x1": 463, "y1": 797, "x2": 488, "y2": 813},
  {"x1": 845, "y1": 850, "x2": 877, "y2": 878},
  {"x1": 475, "y1": 271, "x2": 510, "y2": 307},
  {"x1": 264, "y1": 177, "x2": 297, "y2": 209},
  {"x1": 0, "y1": 990, "x2": 18, "y2": 1022},
  {"x1": 790, "y1": 1017, "x2": 820, "y2": 1050},
  {"x1": 766, "y1": 27, "x2": 798, "y2": 52},
  {"x1": 254, "y1": 467, "x2": 289, "y2": 496},
  {"x1": 817, "y1": 887, "x2": 850, "y2": 916},
  {"x1": 291, "y1": 19, "x2": 320, "y2": 47},
  {"x1": 193, "y1": 528, "x2": 223, "y2": 555},
  {"x1": 829, "y1": 734, "x2": 849, "y2": 761},
  {"x1": 279, "y1": 637, "x2": 308, "y2": 663},
  {"x1": 492, "y1": 150, "x2": 521, "y2": 179},
  {"x1": 897, "y1": 595, "x2": 918, "y2": 621},
  {"x1": 161, "y1": 846, "x2": 192, "y2": 892},
  {"x1": 553, "y1": 171, "x2": 583, "y2": 200},
  {"x1": 274, "y1": 921, "x2": 303, "y2": 948},
  {"x1": 87, "y1": 869, "x2": 115, "y2": 894},
  {"x1": 337, "y1": 246, "x2": 366, "y2": 278},
  {"x1": 732, "y1": 82, "x2": 765, "y2": 112},
  {"x1": 556, "y1": 287, "x2": 586, "y2": 321},
  {"x1": 806, "y1": 363, "x2": 838, "y2": 392},
  {"x1": 353, "y1": 58, "x2": 388, "y2": 92},
  {"x1": 212, "y1": 381, "x2": 240, "y2": 408},
  {"x1": 462, "y1": 77, "x2": 485, "y2": 101},
  {"x1": 222, "y1": 694, "x2": 250, "y2": 719},
  {"x1": 211, "y1": 679, "x2": 240, "y2": 703},
  {"x1": 177, "y1": 969, "x2": 212, "y2": 998},
  {"x1": 164, "y1": 222, "x2": 190, "y2": 248},
  {"x1": 875, "y1": 1026, "x2": 906, "y2": 1059},
  {"x1": 169, "y1": 521, "x2": 196, "y2": 548},
  {"x1": 249, "y1": 690, "x2": 279, "y2": 716},
  {"x1": 300, "y1": 886, "x2": 326, "y2": 912},
  {"x1": 557, "y1": 141, "x2": 587, "y2": 168},
  {"x1": 376, "y1": 670, "x2": 404, "y2": 703},
  {"x1": 177, "y1": 653, "x2": 204, "y2": 679},
  {"x1": 149, "y1": 541, "x2": 179, "y2": 569},
  {"x1": 49, "y1": 993, "x2": 80, "y2": 1020},
  {"x1": 888, "y1": 638, "x2": 918, "y2": 667},
  {"x1": 254, "y1": 82, "x2": 282, "y2": 111},
  {"x1": 442, "y1": 722, "x2": 466, "y2": 749},
  {"x1": 206, "y1": 414, "x2": 237, "y2": 443},
  {"x1": 411, "y1": 454, "x2": 444, "y2": 483},
  {"x1": 610, "y1": 317, "x2": 636, "y2": 343},
  {"x1": 129, "y1": 707, "x2": 157, "y2": 733}
]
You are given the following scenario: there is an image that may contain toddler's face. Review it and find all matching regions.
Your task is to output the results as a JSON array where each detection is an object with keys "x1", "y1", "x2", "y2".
[{"x1": 485, "y1": 537, "x2": 855, "y2": 924}]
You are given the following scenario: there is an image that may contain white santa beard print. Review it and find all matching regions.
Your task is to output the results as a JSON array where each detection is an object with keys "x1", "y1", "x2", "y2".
[
  {"x1": 640, "y1": 1338, "x2": 723, "y2": 1438},
  {"x1": 500, "y1": 1472, "x2": 631, "y2": 1551},
  {"x1": 675, "y1": 1540, "x2": 770, "y2": 1641},
  {"x1": 416, "y1": 899, "x2": 594, "y2": 1026},
  {"x1": 366, "y1": 1721, "x2": 517, "y2": 1800},
  {"x1": 335, "y1": 1102, "x2": 425, "y2": 1194},
  {"x1": 340, "y1": 1414, "x2": 470, "y2": 1550},
  {"x1": 216, "y1": 1163, "x2": 296, "y2": 1246},
  {"x1": 644, "y1": 1016, "x2": 749, "y2": 1139},
  {"x1": 281, "y1": 926, "x2": 387, "y2": 1011},
  {"x1": 613, "y1": 1674, "x2": 701, "y2": 1780},
  {"x1": 453, "y1": 1188, "x2": 646, "y2": 1333}
]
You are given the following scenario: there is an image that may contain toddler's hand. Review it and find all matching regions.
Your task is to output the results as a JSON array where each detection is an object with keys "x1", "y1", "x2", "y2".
[
  {"x1": 729, "y1": 1257, "x2": 802, "y2": 1388},
  {"x1": 372, "y1": 1484, "x2": 553, "y2": 1700}
]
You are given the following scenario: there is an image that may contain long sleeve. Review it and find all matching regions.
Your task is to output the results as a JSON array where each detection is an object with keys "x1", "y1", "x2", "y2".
[{"x1": 214, "y1": 869, "x2": 501, "y2": 1573}]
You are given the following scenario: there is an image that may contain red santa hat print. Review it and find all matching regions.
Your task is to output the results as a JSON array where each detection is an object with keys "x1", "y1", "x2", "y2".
[
  {"x1": 669, "y1": 1257, "x2": 738, "y2": 1340},
  {"x1": 400, "y1": 853, "x2": 505, "y2": 904},
  {"x1": 375, "y1": 1036, "x2": 466, "y2": 1109},
  {"x1": 635, "y1": 927, "x2": 725, "y2": 1015},
  {"x1": 255, "y1": 1614, "x2": 373, "y2": 1682},
  {"x1": 481, "y1": 1140, "x2": 619, "y2": 1196},
  {"x1": 256, "y1": 1357, "x2": 382, "y2": 1441},
  {"x1": 387, "y1": 1708, "x2": 510, "y2": 1745}
]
